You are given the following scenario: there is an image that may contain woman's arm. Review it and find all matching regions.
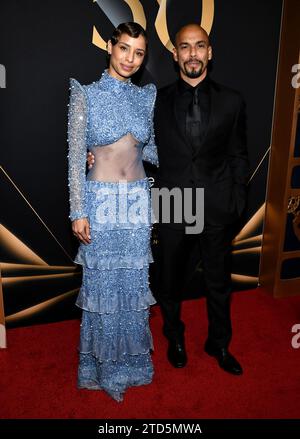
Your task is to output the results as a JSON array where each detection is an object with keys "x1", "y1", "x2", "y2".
[
  {"x1": 67, "y1": 78, "x2": 91, "y2": 244},
  {"x1": 142, "y1": 84, "x2": 159, "y2": 167}
]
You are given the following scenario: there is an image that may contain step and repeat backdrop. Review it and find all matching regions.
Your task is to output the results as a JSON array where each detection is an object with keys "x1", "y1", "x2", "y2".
[{"x1": 0, "y1": 0, "x2": 283, "y2": 327}]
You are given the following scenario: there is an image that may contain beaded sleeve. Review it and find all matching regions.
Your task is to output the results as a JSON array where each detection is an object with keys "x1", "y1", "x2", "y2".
[
  {"x1": 67, "y1": 78, "x2": 88, "y2": 221},
  {"x1": 142, "y1": 85, "x2": 159, "y2": 167}
]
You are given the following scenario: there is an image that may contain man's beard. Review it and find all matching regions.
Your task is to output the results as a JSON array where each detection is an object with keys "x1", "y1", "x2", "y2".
[{"x1": 183, "y1": 60, "x2": 204, "y2": 78}]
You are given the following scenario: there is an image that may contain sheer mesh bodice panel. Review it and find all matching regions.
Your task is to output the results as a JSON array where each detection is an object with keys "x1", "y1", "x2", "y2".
[{"x1": 87, "y1": 133, "x2": 145, "y2": 182}]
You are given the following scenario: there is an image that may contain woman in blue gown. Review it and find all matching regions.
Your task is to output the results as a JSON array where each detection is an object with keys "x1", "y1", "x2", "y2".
[{"x1": 67, "y1": 22, "x2": 158, "y2": 402}]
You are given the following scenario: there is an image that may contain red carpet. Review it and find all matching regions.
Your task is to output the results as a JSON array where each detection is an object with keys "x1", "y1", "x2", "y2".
[{"x1": 0, "y1": 287, "x2": 300, "y2": 419}]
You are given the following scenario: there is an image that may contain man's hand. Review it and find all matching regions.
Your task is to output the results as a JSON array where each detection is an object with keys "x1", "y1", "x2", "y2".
[
  {"x1": 72, "y1": 218, "x2": 91, "y2": 244},
  {"x1": 87, "y1": 151, "x2": 95, "y2": 169}
]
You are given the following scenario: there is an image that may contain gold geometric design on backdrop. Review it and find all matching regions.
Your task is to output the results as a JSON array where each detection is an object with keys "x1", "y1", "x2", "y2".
[
  {"x1": 92, "y1": 0, "x2": 146, "y2": 51},
  {"x1": 246, "y1": 145, "x2": 271, "y2": 185},
  {"x1": 5, "y1": 288, "x2": 80, "y2": 324},
  {"x1": 233, "y1": 204, "x2": 265, "y2": 243},
  {"x1": 2, "y1": 272, "x2": 78, "y2": 287},
  {"x1": 229, "y1": 204, "x2": 265, "y2": 286},
  {"x1": 0, "y1": 165, "x2": 80, "y2": 325},
  {"x1": 155, "y1": 0, "x2": 215, "y2": 52},
  {"x1": 92, "y1": 25, "x2": 107, "y2": 51},
  {"x1": 0, "y1": 225, "x2": 80, "y2": 324},
  {"x1": 231, "y1": 273, "x2": 258, "y2": 284},
  {"x1": 0, "y1": 165, "x2": 74, "y2": 263},
  {"x1": 0, "y1": 224, "x2": 47, "y2": 266}
]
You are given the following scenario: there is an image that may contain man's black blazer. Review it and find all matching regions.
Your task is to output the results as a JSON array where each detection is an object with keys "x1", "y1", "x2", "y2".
[{"x1": 154, "y1": 78, "x2": 249, "y2": 226}]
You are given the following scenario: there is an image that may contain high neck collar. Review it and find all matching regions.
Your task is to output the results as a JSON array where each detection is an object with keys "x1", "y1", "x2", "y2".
[{"x1": 100, "y1": 69, "x2": 132, "y2": 88}]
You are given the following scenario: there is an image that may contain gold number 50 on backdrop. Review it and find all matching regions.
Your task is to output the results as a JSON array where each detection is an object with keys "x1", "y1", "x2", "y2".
[{"x1": 92, "y1": 0, "x2": 214, "y2": 52}]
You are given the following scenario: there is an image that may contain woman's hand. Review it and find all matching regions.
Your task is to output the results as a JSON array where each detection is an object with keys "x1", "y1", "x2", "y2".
[
  {"x1": 72, "y1": 218, "x2": 91, "y2": 244},
  {"x1": 87, "y1": 151, "x2": 95, "y2": 169}
]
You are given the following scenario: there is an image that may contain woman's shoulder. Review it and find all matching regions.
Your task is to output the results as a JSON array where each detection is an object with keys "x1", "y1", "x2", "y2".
[
  {"x1": 69, "y1": 78, "x2": 89, "y2": 96},
  {"x1": 141, "y1": 82, "x2": 157, "y2": 91},
  {"x1": 133, "y1": 82, "x2": 157, "y2": 105},
  {"x1": 69, "y1": 77, "x2": 102, "y2": 93},
  {"x1": 141, "y1": 82, "x2": 157, "y2": 96}
]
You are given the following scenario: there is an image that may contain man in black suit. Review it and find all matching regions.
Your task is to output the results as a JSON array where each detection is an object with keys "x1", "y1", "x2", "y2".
[{"x1": 154, "y1": 24, "x2": 248, "y2": 374}]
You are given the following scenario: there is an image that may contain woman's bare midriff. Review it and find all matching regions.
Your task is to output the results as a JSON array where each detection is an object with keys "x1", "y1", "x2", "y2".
[{"x1": 87, "y1": 133, "x2": 146, "y2": 182}]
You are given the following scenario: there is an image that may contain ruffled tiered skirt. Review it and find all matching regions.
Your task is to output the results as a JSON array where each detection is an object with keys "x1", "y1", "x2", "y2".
[{"x1": 75, "y1": 178, "x2": 155, "y2": 401}]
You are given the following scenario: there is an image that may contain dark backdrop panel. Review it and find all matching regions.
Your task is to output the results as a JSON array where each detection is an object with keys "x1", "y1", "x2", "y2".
[{"x1": 0, "y1": 0, "x2": 283, "y2": 326}]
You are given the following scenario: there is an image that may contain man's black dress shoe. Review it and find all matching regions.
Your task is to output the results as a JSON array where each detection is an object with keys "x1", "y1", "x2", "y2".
[
  {"x1": 204, "y1": 344, "x2": 243, "y2": 375},
  {"x1": 167, "y1": 340, "x2": 187, "y2": 368}
]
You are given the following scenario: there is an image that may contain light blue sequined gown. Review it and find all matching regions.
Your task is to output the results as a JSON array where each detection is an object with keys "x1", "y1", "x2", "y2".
[{"x1": 67, "y1": 70, "x2": 158, "y2": 402}]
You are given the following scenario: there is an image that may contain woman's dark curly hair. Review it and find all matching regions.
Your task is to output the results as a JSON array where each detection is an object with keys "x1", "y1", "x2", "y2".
[{"x1": 110, "y1": 22, "x2": 148, "y2": 48}]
